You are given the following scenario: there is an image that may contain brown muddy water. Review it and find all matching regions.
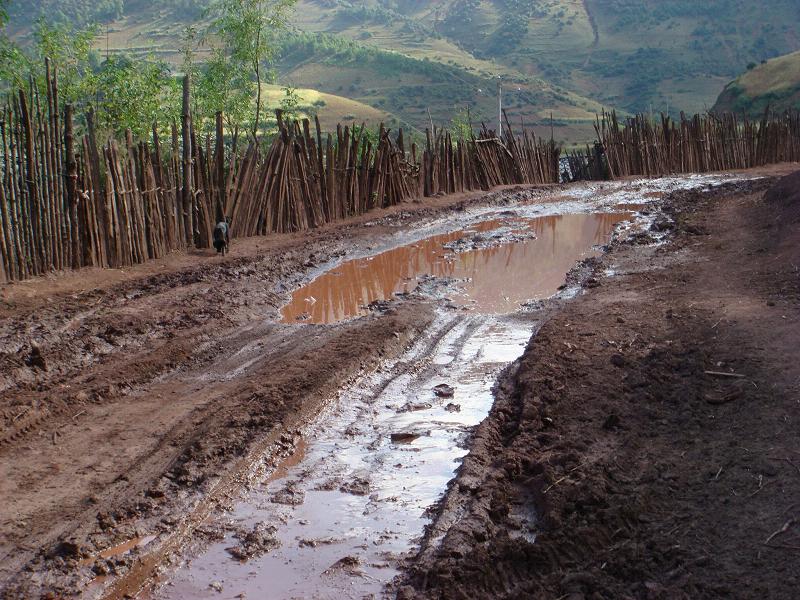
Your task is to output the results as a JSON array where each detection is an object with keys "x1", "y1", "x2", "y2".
[
  {"x1": 281, "y1": 212, "x2": 631, "y2": 324},
  {"x1": 148, "y1": 206, "x2": 640, "y2": 600}
]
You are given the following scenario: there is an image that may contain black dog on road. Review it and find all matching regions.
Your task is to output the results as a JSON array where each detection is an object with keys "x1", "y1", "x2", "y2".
[{"x1": 213, "y1": 217, "x2": 231, "y2": 256}]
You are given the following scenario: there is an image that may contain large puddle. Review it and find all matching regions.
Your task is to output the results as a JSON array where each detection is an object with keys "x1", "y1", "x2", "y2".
[{"x1": 281, "y1": 212, "x2": 631, "y2": 324}]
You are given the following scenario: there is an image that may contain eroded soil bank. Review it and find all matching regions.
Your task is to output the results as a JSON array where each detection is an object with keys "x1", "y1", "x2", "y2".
[{"x1": 400, "y1": 173, "x2": 800, "y2": 599}]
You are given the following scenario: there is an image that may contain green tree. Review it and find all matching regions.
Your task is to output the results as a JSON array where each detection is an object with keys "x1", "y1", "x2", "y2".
[
  {"x1": 95, "y1": 55, "x2": 180, "y2": 137},
  {"x1": 279, "y1": 85, "x2": 301, "y2": 120},
  {"x1": 32, "y1": 19, "x2": 99, "y2": 108},
  {"x1": 449, "y1": 106, "x2": 474, "y2": 140},
  {"x1": 207, "y1": 0, "x2": 297, "y2": 141},
  {"x1": 0, "y1": 1, "x2": 28, "y2": 91},
  {"x1": 195, "y1": 47, "x2": 253, "y2": 133}
]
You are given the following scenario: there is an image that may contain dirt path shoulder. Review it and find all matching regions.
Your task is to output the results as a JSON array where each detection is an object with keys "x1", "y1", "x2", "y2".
[{"x1": 402, "y1": 174, "x2": 800, "y2": 599}]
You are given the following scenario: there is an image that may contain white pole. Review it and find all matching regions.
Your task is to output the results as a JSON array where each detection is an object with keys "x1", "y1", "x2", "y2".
[{"x1": 497, "y1": 77, "x2": 502, "y2": 138}]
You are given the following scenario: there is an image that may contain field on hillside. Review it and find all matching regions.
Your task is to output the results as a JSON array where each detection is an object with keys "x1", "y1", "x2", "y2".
[
  {"x1": 714, "y1": 50, "x2": 800, "y2": 116},
  {"x1": 261, "y1": 84, "x2": 397, "y2": 132},
  {"x1": 9, "y1": 0, "x2": 800, "y2": 143}
]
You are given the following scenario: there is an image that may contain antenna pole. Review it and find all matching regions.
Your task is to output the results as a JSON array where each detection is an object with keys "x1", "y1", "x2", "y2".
[{"x1": 497, "y1": 77, "x2": 502, "y2": 138}]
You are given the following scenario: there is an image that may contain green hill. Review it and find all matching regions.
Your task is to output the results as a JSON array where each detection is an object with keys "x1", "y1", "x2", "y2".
[
  {"x1": 7, "y1": 0, "x2": 800, "y2": 142},
  {"x1": 284, "y1": 0, "x2": 800, "y2": 114},
  {"x1": 713, "y1": 51, "x2": 800, "y2": 117}
]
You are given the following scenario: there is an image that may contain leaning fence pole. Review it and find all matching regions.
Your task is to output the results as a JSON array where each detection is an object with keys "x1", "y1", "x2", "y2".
[
  {"x1": 181, "y1": 75, "x2": 193, "y2": 246},
  {"x1": 215, "y1": 111, "x2": 225, "y2": 223},
  {"x1": 64, "y1": 104, "x2": 80, "y2": 269}
]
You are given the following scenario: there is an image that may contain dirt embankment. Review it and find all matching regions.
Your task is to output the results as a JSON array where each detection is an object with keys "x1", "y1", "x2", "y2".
[{"x1": 402, "y1": 174, "x2": 800, "y2": 599}]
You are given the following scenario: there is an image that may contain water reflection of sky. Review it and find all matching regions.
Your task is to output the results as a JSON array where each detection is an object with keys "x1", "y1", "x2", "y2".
[{"x1": 282, "y1": 212, "x2": 630, "y2": 324}]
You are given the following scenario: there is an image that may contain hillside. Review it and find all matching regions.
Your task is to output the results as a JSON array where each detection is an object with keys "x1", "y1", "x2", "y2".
[
  {"x1": 713, "y1": 51, "x2": 800, "y2": 116},
  {"x1": 7, "y1": 0, "x2": 800, "y2": 142},
  {"x1": 291, "y1": 0, "x2": 800, "y2": 115}
]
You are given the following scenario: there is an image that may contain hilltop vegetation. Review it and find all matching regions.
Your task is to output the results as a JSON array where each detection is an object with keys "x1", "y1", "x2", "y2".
[
  {"x1": 5, "y1": 0, "x2": 800, "y2": 142},
  {"x1": 713, "y1": 51, "x2": 800, "y2": 117}
]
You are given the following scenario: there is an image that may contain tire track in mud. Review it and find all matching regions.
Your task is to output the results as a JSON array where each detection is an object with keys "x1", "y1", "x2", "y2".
[
  {"x1": 152, "y1": 312, "x2": 539, "y2": 599},
  {"x1": 1, "y1": 304, "x2": 435, "y2": 598}
]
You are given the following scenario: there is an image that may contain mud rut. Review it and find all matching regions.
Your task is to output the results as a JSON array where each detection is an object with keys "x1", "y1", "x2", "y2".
[
  {"x1": 137, "y1": 176, "x2": 747, "y2": 599},
  {"x1": 0, "y1": 175, "x2": 758, "y2": 600},
  {"x1": 154, "y1": 313, "x2": 537, "y2": 598}
]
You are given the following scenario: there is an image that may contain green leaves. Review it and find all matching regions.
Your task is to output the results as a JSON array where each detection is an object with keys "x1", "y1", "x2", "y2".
[
  {"x1": 32, "y1": 19, "x2": 99, "y2": 107},
  {"x1": 94, "y1": 55, "x2": 181, "y2": 138},
  {"x1": 207, "y1": 0, "x2": 298, "y2": 139}
]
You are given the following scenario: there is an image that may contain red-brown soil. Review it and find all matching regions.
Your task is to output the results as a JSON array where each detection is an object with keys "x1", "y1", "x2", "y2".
[
  {"x1": 1, "y1": 168, "x2": 798, "y2": 599},
  {"x1": 0, "y1": 183, "x2": 562, "y2": 598},
  {"x1": 401, "y1": 174, "x2": 800, "y2": 599}
]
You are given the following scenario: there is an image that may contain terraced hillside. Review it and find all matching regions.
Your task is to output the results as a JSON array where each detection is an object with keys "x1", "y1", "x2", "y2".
[
  {"x1": 291, "y1": 0, "x2": 800, "y2": 116},
  {"x1": 713, "y1": 51, "x2": 800, "y2": 117},
  {"x1": 8, "y1": 0, "x2": 800, "y2": 142}
]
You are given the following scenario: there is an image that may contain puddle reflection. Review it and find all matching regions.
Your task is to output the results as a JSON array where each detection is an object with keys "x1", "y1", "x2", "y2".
[{"x1": 282, "y1": 212, "x2": 630, "y2": 323}]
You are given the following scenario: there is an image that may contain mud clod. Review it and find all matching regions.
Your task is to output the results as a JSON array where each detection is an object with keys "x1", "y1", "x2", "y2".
[
  {"x1": 25, "y1": 343, "x2": 47, "y2": 371},
  {"x1": 225, "y1": 523, "x2": 280, "y2": 561},
  {"x1": 433, "y1": 384, "x2": 455, "y2": 398}
]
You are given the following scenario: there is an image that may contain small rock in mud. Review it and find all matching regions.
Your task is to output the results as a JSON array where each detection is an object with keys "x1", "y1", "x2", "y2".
[
  {"x1": 603, "y1": 414, "x2": 622, "y2": 430},
  {"x1": 634, "y1": 231, "x2": 659, "y2": 244},
  {"x1": 445, "y1": 403, "x2": 462, "y2": 413},
  {"x1": 398, "y1": 402, "x2": 432, "y2": 413},
  {"x1": 47, "y1": 540, "x2": 85, "y2": 560},
  {"x1": 195, "y1": 524, "x2": 227, "y2": 542},
  {"x1": 433, "y1": 384, "x2": 455, "y2": 398},
  {"x1": 271, "y1": 481, "x2": 305, "y2": 506},
  {"x1": 25, "y1": 343, "x2": 48, "y2": 371},
  {"x1": 651, "y1": 217, "x2": 673, "y2": 232},
  {"x1": 610, "y1": 353, "x2": 626, "y2": 367},
  {"x1": 299, "y1": 537, "x2": 338, "y2": 548},
  {"x1": 209, "y1": 580, "x2": 223, "y2": 592},
  {"x1": 684, "y1": 224, "x2": 708, "y2": 235},
  {"x1": 323, "y1": 555, "x2": 363, "y2": 576},
  {"x1": 391, "y1": 432, "x2": 421, "y2": 444},
  {"x1": 314, "y1": 478, "x2": 340, "y2": 491},
  {"x1": 413, "y1": 274, "x2": 461, "y2": 298},
  {"x1": 365, "y1": 299, "x2": 392, "y2": 313},
  {"x1": 226, "y1": 522, "x2": 280, "y2": 561},
  {"x1": 339, "y1": 477, "x2": 370, "y2": 496}
]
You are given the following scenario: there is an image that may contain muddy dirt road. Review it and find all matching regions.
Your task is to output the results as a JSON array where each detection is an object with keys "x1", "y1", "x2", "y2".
[
  {"x1": 403, "y1": 173, "x2": 800, "y2": 599},
  {"x1": 0, "y1": 168, "x2": 797, "y2": 599}
]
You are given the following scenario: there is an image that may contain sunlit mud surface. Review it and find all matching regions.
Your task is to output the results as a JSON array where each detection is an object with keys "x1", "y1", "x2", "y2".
[
  {"x1": 149, "y1": 176, "x2": 739, "y2": 600},
  {"x1": 282, "y1": 212, "x2": 630, "y2": 323},
  {"x1": 155, "y1": 315, "x2": 533, "y2": 599}
]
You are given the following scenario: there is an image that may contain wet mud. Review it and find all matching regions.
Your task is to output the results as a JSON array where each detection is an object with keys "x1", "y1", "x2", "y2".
[
  {"x1": 146, "y1": 177, "x2": 731, "y2": 598},
  {"x1": 154, "y1": 315, "x2": 537, "y2": 599},
  {"x1": 0, "y1": 168, "x2": 792, "y2": 600},
  {"x1": 401, "y1": 173, "x2": 800, "y2": 599}
]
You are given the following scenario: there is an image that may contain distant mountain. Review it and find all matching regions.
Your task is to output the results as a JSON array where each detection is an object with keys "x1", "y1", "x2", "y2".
[
  {"x1": 713, "y1": 51, "x2": 800, "y2": 117},
  {"x1": 8, "y1": 0, "x2": 800, "y2": 142}
]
